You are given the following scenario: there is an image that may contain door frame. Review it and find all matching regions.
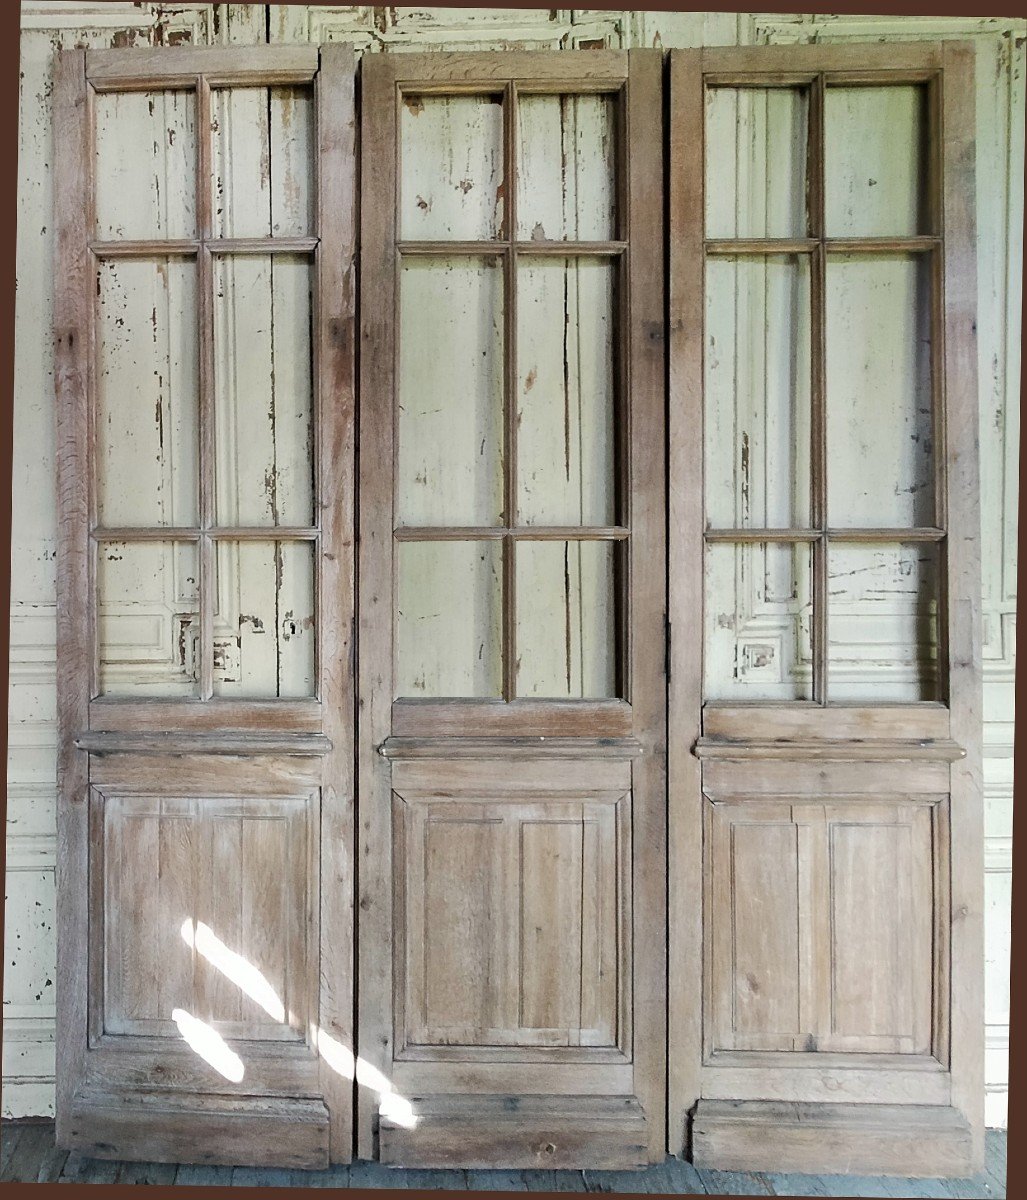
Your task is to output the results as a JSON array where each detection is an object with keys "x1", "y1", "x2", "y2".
[
  {"x1": 667, "y1": 41, "x2": 984, "y2": 1175},
  {"x1": 52, "y1": 43, "x2": 357, "y2": 1165}
]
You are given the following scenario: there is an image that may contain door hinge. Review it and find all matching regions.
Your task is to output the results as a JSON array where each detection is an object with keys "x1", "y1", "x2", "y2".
[{"x1": 664, "y1": 615, "x2": 672, "y2": 682}]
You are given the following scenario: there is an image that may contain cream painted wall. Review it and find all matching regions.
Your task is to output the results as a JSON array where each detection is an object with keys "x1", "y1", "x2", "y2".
[{"x1": 6, "y1": 4, "x2": 1021, "y2": 1127}]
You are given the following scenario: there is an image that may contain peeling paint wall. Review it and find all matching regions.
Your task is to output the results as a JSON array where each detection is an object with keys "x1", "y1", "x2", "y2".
[{"x1": 6, "y1": 5, "x2": 1022, "y2": 1127}]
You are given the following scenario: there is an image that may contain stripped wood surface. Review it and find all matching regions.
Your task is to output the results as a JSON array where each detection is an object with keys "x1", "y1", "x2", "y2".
[{"x1": 0, "y1": 1121, "x2": 1009, "y2": 1196}]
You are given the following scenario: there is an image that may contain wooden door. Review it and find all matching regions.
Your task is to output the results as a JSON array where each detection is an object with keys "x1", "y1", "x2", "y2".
[
  {"x1": 668, "y1": 42, "x2": 985, "y2": 1177},
  {"x1": 52, "y1": 44, "x2": 356, "y2": 1167},
  {"x1": 358, "y1": 50, "x2": 666, "y2": 1168}
]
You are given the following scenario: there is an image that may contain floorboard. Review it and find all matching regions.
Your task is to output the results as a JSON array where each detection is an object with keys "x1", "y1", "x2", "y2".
[{"x1": 0, "y1": 1120, "x2": 1007, "y2": 1196}]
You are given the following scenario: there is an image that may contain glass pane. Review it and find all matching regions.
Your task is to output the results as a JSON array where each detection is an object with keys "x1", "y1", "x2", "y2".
[
  {"x1": 213, "y1": 255, "x2": 313, "y2": 527},
  {"x1": 97, "y1": 541, "x2": 199, "y2": 697},
  {"x1": 826, "y1": 255, "x2": 934, "y2": 527},
  {"x1": 95, "y1": 90, "x2": 197, "y2": 240},
  {"x1": 400, "y1": 94, "x2": 504, "y2": 240},
  {"x1": 705, "y1": 87, "x2": 808, "y2": 240},
  {"x1": 827, "y1": 542, "x2": 939, "y2": 701},
  {"x1": 96, "y1": 258, "x2": 198, "y2": 528},
  {"x1": 826, "y1": 86, "x2": 928, "y2": 238},
  {"x1": 211, "y1": 87, "x2": 314, "y2": 238},
  {"x1": 516, "y1": 94, "x2": 617, "y2": 241},
  {"x1": 397, "y1": 257, "x2": 504, "y2": 526},
  {"x1": 396, "y1": 541, "x2": 502, "y2": 698},
  {"x1": 705, "y1": 256, "x2": 811, "y2": 528},
  {"x1": 516, "y1": 541, "x2": 618, "y2": 698},
  {"x1": 213, "y1": 540, "x2": 315, "y2": 697},
  {"x1": 704, "y1": 542, "x2": 813, "y2": 700},
  {"x1": 517, "y1": 258, "x2": 616, "y2": 526}
]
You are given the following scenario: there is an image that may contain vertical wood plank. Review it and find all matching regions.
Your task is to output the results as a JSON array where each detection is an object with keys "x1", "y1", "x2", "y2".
[
  {"x1": 808, "y1": 73, "x2": 828, "y2": 705},
  {"x1": 357, "y1": 48, "x2": 400, "y2": 1162},
  {"x1": 197, "y1": 76, "x2": 215, "y2": 701},
  {"x1": 941, "y1": 39, "x2": 985, "y2": 1173},
  {"x1": 53, "y1": 48, "x2": 91, "y2": 1147},
  {"x1": 667, "y1": 46, "x2": 705, "y2": 1156},
  {"x1": 626, "y1": 46, "x2": 667, "y2": 1163},
  {"x1": 315, "y1": 40, "x2": 357, "y2": 1163}
]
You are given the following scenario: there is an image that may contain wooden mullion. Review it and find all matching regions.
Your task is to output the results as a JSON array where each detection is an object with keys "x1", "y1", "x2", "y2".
[
  {"x1": 208, "y1": 237, "x2": 320, "y2": 255},
  {"x1": 92, "y1": 527, "x2": 201, "y2": 541},
  {"x1": 398, "y1": 240, "x2": 627, "y2": 256},
  {"x1": 704, "y1": 528, "x2": 818, "y2": 543},
  {"x1": 827, "y1": 527, "x2": 947, "y2": 543},
  {"x1": 209, "y1": 526, "x2": 320, "y2": 540},
  {"x1": 705, "y1": 527, "x2": 946, "y2": 544},
  {"x1": 89, "y1": 239, "x2": 199, "y2": 258},
  {"x1": 502, "y1": 81, "x2": 518, "y2": 702},
  {"x1": 825, "y1": 236, "x2": 939, "y2": 254},
  {"x1": 706, "y1": 238, "x2": 817, "y2": 256},
  {"x1": 197, "y1": 75, "x2": 215, "y2": 701},
  {"x1": 808, "y1": 73, "x2": 829, "y2": 706},
  {"x1": 394, "y1": 525, "x2": 630, "y2": 542}
]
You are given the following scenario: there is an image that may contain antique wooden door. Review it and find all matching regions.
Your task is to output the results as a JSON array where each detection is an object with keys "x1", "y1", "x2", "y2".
[
  {"x1": 357, "y1": 50, "x2": 666, "y2": 1167},
  {"x1": 53, "y1": 45, "x2": 356, "y2": 1166},
  {"x1": 668, "y1": 42, "x2": 985, "y2": 1177}
]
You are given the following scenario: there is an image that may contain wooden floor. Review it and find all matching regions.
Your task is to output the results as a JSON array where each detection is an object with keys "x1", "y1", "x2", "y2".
[{"x1": 0, "y1": 1122, "x2": 1007, "y2": 1196}]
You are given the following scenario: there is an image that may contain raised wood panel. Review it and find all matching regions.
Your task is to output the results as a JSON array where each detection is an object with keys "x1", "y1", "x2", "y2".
[
  {"x1": 95, "y1": 788, "x2": 317, "y2": 1045},
  {"x1": 707, "y1": 796, "x2": 939, "y2": 1058},
  {"x1": 396, "y1": 788, "x2": 627, "y2": 1054}
]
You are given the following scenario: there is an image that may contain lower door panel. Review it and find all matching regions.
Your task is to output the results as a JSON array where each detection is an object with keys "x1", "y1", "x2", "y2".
[{"x1": 363, "y1": 753, "x2": 657, "y2": 1169}]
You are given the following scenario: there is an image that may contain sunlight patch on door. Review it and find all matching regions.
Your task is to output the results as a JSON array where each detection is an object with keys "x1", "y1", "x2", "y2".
[
  {"x1": 311, "y1": 1024, "x2": 418, "y2": 1129},
  {"x1": 171, "y1": 1007, "x2": 245, "y2": 1082},
  {"x1": 180, "y1": 917, "x2": 286, "y2": 1022}
]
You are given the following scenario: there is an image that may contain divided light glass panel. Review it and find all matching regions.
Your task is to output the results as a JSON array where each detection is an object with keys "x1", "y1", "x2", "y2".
[
  {"x1": 97, "y1": 540, "x2": 200, "y2": 698},
  {"x1": 826, "y1": 254, "x2": 934, "y2": 529},
  {"x1": 394, "y1": 86, "x2": 624, "y2": 702},
  {"x1": 516, "y1": 540, "x2": 619, "y2": 699},
  {"x1": 95, "y1": 257, "x2": 199, "y2": 529},
  {"x1": 213, "y1": 254, "x2": 314, "y2": 527},
  {"x1": 211, "y1": 86, "x2": 315, "y2": 238},
  {"x1": 94, "y1": 89, "x2": 197, "y2": 240},
  {"x1": 704, "y1": 86, "x2": 809, "y2": 240},
  {"x1": 400, "y1": 93, "x2": 504, "y2": 241},
  {"x1": 517, "y1": 257, "x2": 617, "y2": 526},
  {"x1": 397, "y1": 256, "x2": 504, "y2": 526},
  {"x1": 825, "y1": 85, "x2": 929, "y2": 238},
  {"x1": 212, "y1": 540, "x2": 316, "y2": 698},
  {"x1": 516, "y1": 94, "x2": 618, "y2": 241},
  {"x1": 827, "y1": 542, "x2": 940, "y2": 702},
  {"x1": 705, "y1": 254, "x2": 812, "y2": 530},
  {"x1": 704, "y1": 541, "x2": 813, "y2": 702},
  {"x1": 396, "y1": 540, "x2": 503, "y2": 698}
]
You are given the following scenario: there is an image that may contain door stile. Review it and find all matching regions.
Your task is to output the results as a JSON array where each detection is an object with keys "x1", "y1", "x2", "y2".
[
  {"x1": 315, "y1": 41, "x2": 359, "y2": 1163},
  {"x1": 53, "y1": 47, "x2": 91, "y2": 1148},
  {"x1": 666, "y1": 47, "x2": 705, "y2": 1155},
  {"x1": 356, "y1": 48, "x2": 400, "y2": 1163}
]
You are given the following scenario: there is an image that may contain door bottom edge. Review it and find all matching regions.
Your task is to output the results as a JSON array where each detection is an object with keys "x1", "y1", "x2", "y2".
[
  {"x1": 379, "y1": 1093, "x2": 649, "y2": 1170},
  {"x1": 692, "y1": 1099, "x2": 978, "y2": 1178},
  {"x1": 62, "y1": 1089, "x2": 331, "y2": 1169}
]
